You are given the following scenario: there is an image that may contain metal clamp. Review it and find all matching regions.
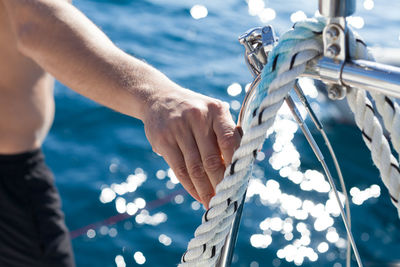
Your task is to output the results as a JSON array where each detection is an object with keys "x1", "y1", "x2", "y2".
[
  {"x1": 318, "y1": 0, "x2": 356, "y2": 100},
  {"x1": 238, "y1": 26, "x2": 278, "y2": 77},
  {"x1": 323, "y1": 21, "x2": 346, "y2": 62},
  {"x1": 237, "y1": 25, "x2": 278, "y2": 126}
]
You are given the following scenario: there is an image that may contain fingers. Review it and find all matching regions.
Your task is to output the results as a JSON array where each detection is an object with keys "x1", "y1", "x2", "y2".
[
  {"x1": 212, "y1": 103, "x2": 242, "y2": 166},
  {"x1": 145, "y1": 95, "x2": 242, "y2": 210},
  {"x1": 191, "y1": 121, "x2": 225, "y2": 190},
  {"x1": 161, "y1": 144, "x2": 201, "y2": 203},
  {"x1": 177, "y1": 131, "x2": 214, "y2": 209}
]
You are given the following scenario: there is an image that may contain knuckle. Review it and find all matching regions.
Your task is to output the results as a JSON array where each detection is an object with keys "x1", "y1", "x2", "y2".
[
  {"x1": 153, "y1": 132, "x2": 171, "y2": 148},
  {"x1": 174, "y1": 164, "x2": 189, "y2": 179},
  {"x1": 183, "y1": 106, "x2": 204, "y2": 121},
  {"x1": 168, "y1": 115, "x2": 183, "y2": 129},
  {"x1": 203, "y1": 154, "x2": 223, "y2": 173},
  {"x1": 208, "y1": 99, "x2": 224, "y2": 112},
  {"x1": 219, "y1": 133, "x2": 236, "y2": 151},
  {"x1": 188, "y1": 162, "x2": 206, "y2": 180}
]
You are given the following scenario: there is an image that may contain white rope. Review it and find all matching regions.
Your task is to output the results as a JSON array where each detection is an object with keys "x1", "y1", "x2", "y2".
[
  {"x1": 179, "y1": 19, "x2": 325, "y2": 266},
  {"x1": 371, "y1": 93, "x2": 400, "y2": 160},
  {"x1": 345, "y1": 29, "x2": 400, "y2": 214},
  {"x1": 180, "y1": 19, "x2": 400, "y2": 266},
  {"x1": 349, "y1": 31, "x2": 400, "y2": 161}
]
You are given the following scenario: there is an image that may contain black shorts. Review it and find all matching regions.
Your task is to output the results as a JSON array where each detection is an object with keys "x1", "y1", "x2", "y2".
[{"x1": 0, "y1": 149, "x2": 75, "y2": 267}]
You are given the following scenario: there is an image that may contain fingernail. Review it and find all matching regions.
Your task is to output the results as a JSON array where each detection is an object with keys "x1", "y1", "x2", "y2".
[{"x1": 237, "y1": 126, "x2": 243, "y2": 137}]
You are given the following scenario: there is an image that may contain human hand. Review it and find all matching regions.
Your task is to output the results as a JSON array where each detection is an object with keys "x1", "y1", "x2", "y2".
[{"x1": 143, "y1": 87, "x2": 242, "y2": 209}]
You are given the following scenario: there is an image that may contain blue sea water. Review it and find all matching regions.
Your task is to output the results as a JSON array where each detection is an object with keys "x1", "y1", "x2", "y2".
[{"x1": 43, "y1": 0, "x2": 400, "y2": 266}]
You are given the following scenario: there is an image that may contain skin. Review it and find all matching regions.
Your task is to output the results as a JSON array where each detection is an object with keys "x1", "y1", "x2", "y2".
[{"x1": 0, "y1": 0, "x2": 241, "y2": 208}]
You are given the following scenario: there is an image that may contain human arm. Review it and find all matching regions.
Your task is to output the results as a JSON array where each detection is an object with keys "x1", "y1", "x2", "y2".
[{"x1": 2, "y1": 0, "x2": 241, "y2": 208}]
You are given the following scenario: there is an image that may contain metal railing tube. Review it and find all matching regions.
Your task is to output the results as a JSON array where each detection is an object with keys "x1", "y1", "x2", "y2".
[
  {"x1": 304, "y1": 58, "x2": 400, "y2": 99},
  {"x1": 342, "y1": 60, "x2": 400, "y2": 98}
]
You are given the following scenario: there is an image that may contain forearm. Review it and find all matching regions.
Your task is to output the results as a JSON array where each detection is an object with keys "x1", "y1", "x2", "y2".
[
  {"x1": 3, "y1": 0, "x2": 178, "y2": 120},
  {"x1": 3, "y1": 0, "x2": 242, "y2": 208}
]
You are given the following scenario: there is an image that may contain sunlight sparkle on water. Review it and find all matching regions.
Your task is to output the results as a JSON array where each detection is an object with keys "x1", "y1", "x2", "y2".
[
  {"x1": 135, "y1": 210, "x2": 167, "y2": 226},
  {"x1": 166, "y1": 180, "x2": 175, "y2": 189},
  {"x1": 190, "y1": 5, "x2": 208, "y2": 20},
  {"x1": 284, "y1": 233, "x2": 294, "y2": 241},
  {"x1": 100, "y1": 172, "x2": 147, "y2": 204},
  {"x1": 109, "y1": 163, "x2": 118, "y2": 173},
  {"x1": 290, "y1": 11, "x2": 307, "y2": 23},
  {"x1": 100, "y1": 226, "x2": 108, "y2": 235},
  {"x1": 350, "y1": 184, "x2": 380, "y2": 205},
  {"x1": 156, "y1": 170, "x2": 166, "y2": 180},
  {"x1": 301, "y1": 170, "x2": 330, "y2": 193},
  {"x1": 277, "y1": 244, "x2": 318, "y2": 265},
  {"x1": 227, "y1": 83, "x2": 242, "y2": 96},
  {"x1": 191, "y1": 201, "x2": 201, "y2": 210},
  {"x1": 270, "y1": 217, "x2": 283, "y2": 231},
  {"x1": 174, "y1": 194, "x2": 184, "y2": 204},
  {"x1": 116, "y1": 197, "x2": 127, "y2": 214},
  {"x1": 245, "y1": 83, "x2": 251, "y2": 92},
  {"x1": 250, "y1": 234, "x2": 272, "y2": 248},
  {"x1": 246, "y1": 105, "x2": 347, "y2": 265},
  {"x1": 134, "y1": 197, "x2": 146, "y2": 209},
  {"x1": 336, "y1": 238, "x2": 347, "y2": 249},
  {"x1": 115, "y1": 255, "x2": 126, "y2": 267},
  {"x1": 298, "y1": 78, "x2": 318, "y2": 98},
  {"x1": 99, "y1": 187, "x2": 116, "y2": 203},
  {"x1": 269, "y1": 144, "x2": 300, "y2": 170},
  {"x1": 363, "y1": 0, "x2": 374, "y2": 10},
  {"x1": 247, "y1": 0, "x2": 276, "y2": 23},
  {"x1": 126, "y1": 202, "x2": 138, "y2": 215},
  {"x1": 256, "y1": 151, "x2": 265, "y2": 161},
  {"x1": 159, "y1": 234, "x2": 172, "y2": 246},
  {"x1": 347, "y1": 16, "x2": 365, "y2": 29},
  {"x1": 87, "y1": 229, "x2": 96, "y2": 239},
  {"x1": 259, "y1": 8, "x2": 276, "y2": 23},
  {"x1": 109, "y1": 228, "x2": 118, "y2": 237},
  {"x1": 326, "y1": 227, "x2": 339, "y2": 243},
  {"x1": 230, "y1": 100, "x2": 241, "y2": 111},
  {"x1": 167, "y1": 168, "x2": 179, "y2": 184},
  {"x1": 133, "y1": 251, "x2": 146, "y2": 265},
  {"x1": 317, "y1": 242, "x2": 329, "y2": 253},
  {"x1": 314, "y1": 214, "x2": 334, "y2": 231},
  {"x1": 248, "y1": 0, "x2": 265, "y2": 16}
]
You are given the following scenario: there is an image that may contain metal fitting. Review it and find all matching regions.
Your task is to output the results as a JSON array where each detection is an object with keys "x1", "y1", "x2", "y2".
[
  {"x1": 326, "y1": 44, "x2": 341, "y2": 57},
  {"x1": 327, "y1": 84, "x2": 347, "y2": 100},
  {"x1": 238, "y1": 25, "x2": 278, "y2": 77},
  {"x1": 325, "y1": 25, "x2": 340, "y2": 39}
]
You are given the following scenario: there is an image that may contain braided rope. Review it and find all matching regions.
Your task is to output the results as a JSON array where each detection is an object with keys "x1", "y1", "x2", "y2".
[
  {"x1": 179, "y1": 19, "x2": 325, "y2": 266},
  {"x1": 371, "y1": 94, "x2": 400, "y2": 160},
  {"x1": 345, "y1": 29, "x2": 400, "y2": 214},
  {"x1": 348, "y1": 31, "x2": 400, "y2": 161},
  {"x1": 180, "y1": 19, "x2": 400, "y2": 266}
]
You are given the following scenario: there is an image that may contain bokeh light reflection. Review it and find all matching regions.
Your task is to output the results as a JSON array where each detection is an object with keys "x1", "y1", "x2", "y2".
[
  {"x1": 247, "y1": 0, "x2": 276, "y2": 23},
  {"x1": 246, "y1": 102, "x2": 354, "y2": 265},
  {"x1": 190, "y1": 5, "x2": 208, "y2": 20}
]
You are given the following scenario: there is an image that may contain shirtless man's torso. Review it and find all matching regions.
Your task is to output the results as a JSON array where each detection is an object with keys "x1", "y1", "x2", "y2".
[
  {"x1": 0, "y1": 4, "x2": 75, "y2": 266},
  {"x1": 0, "y1": 0, "x2": 54, "y2": 154}
]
